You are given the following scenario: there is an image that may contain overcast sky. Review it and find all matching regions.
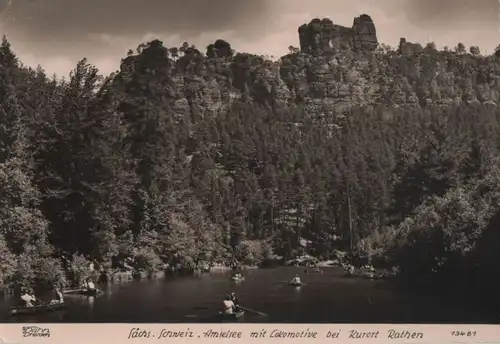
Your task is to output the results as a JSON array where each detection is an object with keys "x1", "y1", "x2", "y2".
[{"x1": 0, "y1": 0, "x2": 498, "y2": 77}]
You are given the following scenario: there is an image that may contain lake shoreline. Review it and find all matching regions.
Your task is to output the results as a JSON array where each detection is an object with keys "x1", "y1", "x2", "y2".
[{"x1": 93, "y1": 262, "x2": 260, "y2": 287}]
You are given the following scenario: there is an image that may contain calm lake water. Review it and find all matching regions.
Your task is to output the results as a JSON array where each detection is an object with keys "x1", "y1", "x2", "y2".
[{"x1": 1, "y1": 267, "x2": 496, "y2": 323}]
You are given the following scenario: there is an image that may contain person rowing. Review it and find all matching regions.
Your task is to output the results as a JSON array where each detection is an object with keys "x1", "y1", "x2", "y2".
[
  {"x1": 29, "y1": 288, "x2": 40, "y2": 304},
  {"x1": 20, "y1": 288, "x2": 33, "y2": 307},
  {"x1": 291, "y1": 274, "x2": 301, "y2": 285},
  {"x1": 86, "y1": 278, "x2": 96, "y2": 292},
  {"x1": 50, "y1": 286, "x2": 64, "y2": 304},
  {"x1": 222, "y1": 294, "x2": 236, "y2": 315},
  {"x1": 21, "y1": 288, "x2": 39, "y2": 307},
  {"x1": 230, "y1": 292, "x2": 240, "y2": 311}
]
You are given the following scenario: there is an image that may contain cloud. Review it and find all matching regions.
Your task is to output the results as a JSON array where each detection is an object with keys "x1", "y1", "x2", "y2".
[
  {"x1": 404, "y1": 0, "x2": 499, "y2": 31},
  {"x1": 3, "y1": 0, "x2": 270, "y2": 40},
  {"x1": 18, "y1": 52, "x2": 118, "y2": 78},
  {"x1": 3, "y1": 0, "x2": 498, "y2": 76}
]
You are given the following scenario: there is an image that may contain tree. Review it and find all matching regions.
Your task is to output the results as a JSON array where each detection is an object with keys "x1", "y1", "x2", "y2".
[
  {"x1": 169, "y1": 47, "x2": 179, "y2": 61},
  {"x1": 495, "y1": 44, "x2": 500, "y2": 57},
  {"x1": 469, "y1": 46, "x2": 480, "y2": 56},
  {"x1": 425, "y1": 42, "x2": 436, "y2": 50},
  {"x1": 180, "y1": 41, "x2": 189, "y2": 54},
  {"x1": 35, "y1": 59, "x2": 136, "y2": 261},
  {"x1": 455, "y1": 42, "x2": 466, "y2": 54},
  {"x1": 207, "y1": 39, "x2": 233, "y2": 58}
]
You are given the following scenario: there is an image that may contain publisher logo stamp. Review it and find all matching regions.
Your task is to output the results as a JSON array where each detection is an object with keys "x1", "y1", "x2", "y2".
[{"x1": 22, "y1": 326, "x2": 51, "y2": 338}]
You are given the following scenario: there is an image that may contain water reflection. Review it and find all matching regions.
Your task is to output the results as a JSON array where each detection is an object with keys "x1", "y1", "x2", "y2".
[{"x1": 88, "y1": 296, "x2": 95, "y2": 308}]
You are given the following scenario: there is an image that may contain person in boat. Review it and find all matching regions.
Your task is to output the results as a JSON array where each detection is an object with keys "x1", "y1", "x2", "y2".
[
  {"x1": 29, "y1": 289, "x2": 40, "y2": 305},
  {"x1": 291, "y1": 274, "x2": 301, "y2": 284},
  {"x1": 50, "y1": 286, "x2": 64, "y2": 304},
  {"x1": 230, "y1": 292, "x2": 240, "y2": 308},
  {"x1": 20, "y1": 288, "x2": 35, "y2": 307},
  {"x1": 344, "y1": 264, "x2": 355, "y2": 275},
  {"x1": 21, "y1": 288, "x2": 39, "y2": 307},
  {"x1": 86, "y1": 278, "x2": 96, "y2": 292},
  {"x1": 222, "y1": 294, "x2": 236, "y2": 315}
]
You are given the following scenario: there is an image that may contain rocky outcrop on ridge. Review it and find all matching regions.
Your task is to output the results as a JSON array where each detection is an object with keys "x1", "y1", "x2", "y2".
[
  {"x1": 116, "y1": 14, "x2": 500, "y2": 121},
  {"x1": 298, "y1": 15, "x2": 378, "y2": 54}
]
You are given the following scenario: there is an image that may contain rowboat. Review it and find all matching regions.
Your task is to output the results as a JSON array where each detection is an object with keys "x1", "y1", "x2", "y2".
[
  {"x1": 304, "y1": 269, "x2": 322, "y2": 273},
  {"x1": 361, "y1": 272, "x2": 385, "y2": 280},
  {"x1": 288, "y1": 281, "x2": 303, "y2": 287},
  {"x1": 10, "y1": 302, "x2": 66, "y2": 316},
  {"x1": 218, "y1": 309, "x2": 245, "y2": 321},
  {"x1": 63, "y1": 288, "x2": 101, "y2": 296},
  {"x1": 342, "y1": 271, "x2": 384, "y2": 280},
  {"x1": 230, "y1": 276, "x2": 245, "y2": 282}
]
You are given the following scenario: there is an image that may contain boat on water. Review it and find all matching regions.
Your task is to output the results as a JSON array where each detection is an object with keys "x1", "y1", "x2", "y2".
[
  {"x1": 304, "y1": 268, "x2": 322, "y2": 273},
  {"x1": 10, "y1": 302, "x2": 66, "y2": 316},
  {"x1": 63, "y1": 288, "x2": 101, "y2": 296},
  {"x1": 342, "y1": 270, "x2": 385, "y2": 280},
  {"x1": 288, "y1": 281, "x2": 303, "y2": 287},
  {"x1": 361, "y1": 272, "x2": 385, "y2": 280},
  {"x1": 218, "y1": 309, "x2": 245, "y2": 321},
  {"x1": 230, "y1": 276, "x2": 245, "y2": 282}
]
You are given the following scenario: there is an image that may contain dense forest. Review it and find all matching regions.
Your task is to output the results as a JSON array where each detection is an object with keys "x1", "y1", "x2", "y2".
[{"x1": 1, "y1": 14, "x2": 500, "y2": 311}]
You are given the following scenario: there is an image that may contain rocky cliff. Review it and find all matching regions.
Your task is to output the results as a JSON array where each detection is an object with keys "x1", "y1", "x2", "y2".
[
  {"x1": 298, "y1": 15, "x2": 378, "y2": 54},
  {"x1": 118, "y1": 14, "x2": 500, "y2": 121}
]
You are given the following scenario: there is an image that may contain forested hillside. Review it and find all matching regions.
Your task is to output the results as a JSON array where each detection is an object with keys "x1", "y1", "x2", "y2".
[{"x1": 1, "y1": 14, "x2": 500, "y2": 309}]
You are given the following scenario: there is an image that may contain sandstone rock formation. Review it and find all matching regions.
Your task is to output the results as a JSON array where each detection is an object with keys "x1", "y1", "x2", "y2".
[
  {"x1": 119, "y1": 15, "x2": 500, "y2": 122},
  {"x1": 298, "y1": 15, "x2": 378, "y2": 54},
  {"x1": 206, "y1": 39, "x2": 234, "y2": 59},
  {"x1": 398, "y1": 38, "x2": 423, "y2": 55},
  {"x1": 353, "y1": 15, "x2": 378, "y2": 51}
]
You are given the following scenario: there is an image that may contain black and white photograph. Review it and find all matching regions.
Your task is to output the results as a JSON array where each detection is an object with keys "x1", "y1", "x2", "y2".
[{"x1": 0, "y1": 0, "x2": 499, "y2": 324}]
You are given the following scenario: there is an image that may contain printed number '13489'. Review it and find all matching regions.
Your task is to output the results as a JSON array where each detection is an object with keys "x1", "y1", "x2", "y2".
[{"x1": 451, "y1": 331, "x2": 476, "y2": 337}]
